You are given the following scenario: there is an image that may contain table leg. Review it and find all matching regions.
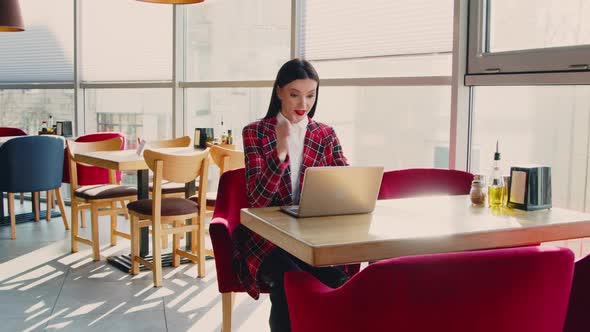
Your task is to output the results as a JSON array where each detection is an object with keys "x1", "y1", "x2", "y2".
[
  {"x1": 184, "y1": 181, "x2": 196, "y2": 251},
  {"x1": 138, "y1": 169, "x2": 149, "y2": 257}
]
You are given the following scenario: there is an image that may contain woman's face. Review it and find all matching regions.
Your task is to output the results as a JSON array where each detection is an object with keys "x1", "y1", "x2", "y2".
[{"x1": 277, "y1": 78, "x2": 318, "y2": 124}]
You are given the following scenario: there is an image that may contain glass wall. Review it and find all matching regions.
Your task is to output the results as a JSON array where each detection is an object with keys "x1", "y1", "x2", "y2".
[
  {"x1": 80, "y1": 0, "x2": 173, "y2": 81},
  {"x1": 471, "y1": 86, "x2": 590, "y2": 210},
  {"x1": 84, "y1": 89, "x2": 173, "y2": 148},
  {"x1": 489, "y1": 0, "x2": 590, "y2": 52},
  {"x1": 0, "y1": 0, "x2": 74, "y2": 82},
  {"x1": 184, "y1": 0, "x2": 290, "y2": 81},
  {"x1": 315, "y1": 86, "x2": 451, "y2": 169},
  {"x1": 0, "y1": 89, "x2": 74, "y2": 135},
  {"x1": 185, "y1": 88, "x2": 271, "y2": 149}
]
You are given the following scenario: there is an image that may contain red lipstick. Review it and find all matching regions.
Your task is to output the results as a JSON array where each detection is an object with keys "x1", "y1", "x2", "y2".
[{"x1": 295, "y1": 110, "x2": 306, "y2": 116}]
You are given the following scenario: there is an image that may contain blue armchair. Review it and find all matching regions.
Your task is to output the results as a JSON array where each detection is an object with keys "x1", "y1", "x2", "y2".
[{"x1": 0, "y1": 136, "x2": 70, "y2": 239}]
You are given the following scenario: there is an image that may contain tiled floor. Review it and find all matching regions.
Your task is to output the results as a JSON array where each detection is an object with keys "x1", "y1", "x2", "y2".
[{"x1": 0, "y1": 200, "x2": 270, "y2": 332}]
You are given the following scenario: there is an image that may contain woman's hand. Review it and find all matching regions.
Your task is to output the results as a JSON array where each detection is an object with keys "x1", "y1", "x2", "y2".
[{"x1": 276, "y1": 118, "x2": 291, "y2": 161}]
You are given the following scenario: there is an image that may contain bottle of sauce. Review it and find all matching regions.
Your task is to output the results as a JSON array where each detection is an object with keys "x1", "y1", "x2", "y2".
[
  {"x1": 227, "y1": 129, "x2": 233, "y2": 145},
  {"x1": 488, "y1": 140, "x2": 504, "y2": 207}
]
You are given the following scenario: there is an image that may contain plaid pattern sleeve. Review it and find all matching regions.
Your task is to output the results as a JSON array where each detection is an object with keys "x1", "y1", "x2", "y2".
[
  {"x1": 327, "y1": 126, "x2": 348, "y2": 166},
  {"x1": 242, "y1": 120, "x2": 291, "y2": 208},
  {"x1": 233, "y1": 118, "x2": 350, "y2": 299}
]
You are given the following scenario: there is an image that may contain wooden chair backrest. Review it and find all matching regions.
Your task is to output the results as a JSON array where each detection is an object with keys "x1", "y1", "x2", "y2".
[
  {"x1": 209, "y1": 145, "x2": 245, "y2": 174},
  {"x1": 144, "y1": 148, "x2": 210, "y2": 207},
  {"x1": 139, "y1": 136, "x2": 191, "y2": 149},
  {"x1": 66, "y1": 137, "x2": 124, "y2": 190}
]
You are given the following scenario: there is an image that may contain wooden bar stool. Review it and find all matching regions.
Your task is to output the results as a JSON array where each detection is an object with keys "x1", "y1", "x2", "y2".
[
  {"x1": 67, "y1": 138, "x2": 138, "y2": 261},
  {"x1": 128, "y1": 148, "x2": 209, "y2": 287}
]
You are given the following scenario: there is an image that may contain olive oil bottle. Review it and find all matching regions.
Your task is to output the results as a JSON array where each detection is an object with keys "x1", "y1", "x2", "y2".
[{"x1": 488, "y1": 140, "x2": 504, "y2": 207}]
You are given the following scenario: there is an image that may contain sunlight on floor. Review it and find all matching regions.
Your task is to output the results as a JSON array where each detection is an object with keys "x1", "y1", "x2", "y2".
[{"x1": 0, "y1": 206, "x2": 272, "y2": 331}]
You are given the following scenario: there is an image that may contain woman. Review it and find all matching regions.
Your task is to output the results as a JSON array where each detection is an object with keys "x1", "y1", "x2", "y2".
[{"x1": 233, "y1": 59, "x2": 351, "y2": 331}]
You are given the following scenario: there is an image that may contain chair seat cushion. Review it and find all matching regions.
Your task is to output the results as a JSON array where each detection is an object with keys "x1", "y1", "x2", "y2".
[
  {"x1": 188, "y1": 192, "x2": 217, "y2": 207},
  {"x1": 75, "y1": 184, "x2": 137, "y2": 200},
  {"x1": 127, "y1": 197, "x2": 199, "y2": 216}
]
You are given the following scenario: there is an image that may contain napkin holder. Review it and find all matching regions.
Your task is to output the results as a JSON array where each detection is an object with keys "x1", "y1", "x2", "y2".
[{"x1": 507, "y1": 165, "x2": 551, "y2": 211}]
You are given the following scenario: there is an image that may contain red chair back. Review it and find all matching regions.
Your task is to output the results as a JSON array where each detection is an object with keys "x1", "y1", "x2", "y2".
[
  {"x1": 0, "y1": 127, "x2": 27, "y2": 137},
  {"x1": 564, "y1": 254, "x2": 590, "y2": 332},
  {"x1": 62, "y1": 132, "x2": 126, "y2": 185},
  {"x1": 286, "y1": 246, "x2": 574, "y2": 332},
  {"x1": 378, "y1": 168, "x2": 474, "y2": 200},
  {"x1": 210, "y1": 168, "x2": 250, "y2": 292}
]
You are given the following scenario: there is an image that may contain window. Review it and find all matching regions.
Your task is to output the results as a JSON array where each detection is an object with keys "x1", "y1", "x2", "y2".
[
  {"x1": 84, "y1": 89, "x2": 172, "y2": 146},
  {"x1": 468, "y1": 0, "x2": 590, "y2": 75},
  {"x1": 0, "y1": 89, "x2": 74, "y2": 134},
  {"x1": 470, "y1": 86, "x2": 590, "y2": 211},
  {"x1": 301, "y1": 0, "x2": 454, "y2": 78},
  {"x1": 81, "y1": 0, "x2": 173, "y2": 81},
  {"x1": 184, "y1": 0, "x2": 290, "y2": 81},
  {"x1": 488, "y1": 0, "x2": 590, "y2": 52},
  {"x1": 315, "y1": 86, "x2": 451, "y2": 169},
  {"x1": 184, "y1": 88, "x2": 271, "y2": 148},
  {"x1": 0, "y1": 0, "x2": 73, "y2": 82}
]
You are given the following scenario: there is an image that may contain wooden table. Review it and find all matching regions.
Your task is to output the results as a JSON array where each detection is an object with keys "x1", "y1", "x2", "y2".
[
  {"x1": 76, "y1": 147, "x2": 203, "y2": 271},
  {"x1": 241, "y1": 195, "x2": 590, "y2": 267}
]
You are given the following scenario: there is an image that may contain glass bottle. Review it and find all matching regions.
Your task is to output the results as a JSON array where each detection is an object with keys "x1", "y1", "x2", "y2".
[
  {"x1": 227, "y1": 129, "x2": 233, "y2": 145},
  {"x1": 488, "y1": 140, "x2": 504, "y2": 207},
  {"x1": 502, "y1": 175, "x2": 511, "y2": 207}
]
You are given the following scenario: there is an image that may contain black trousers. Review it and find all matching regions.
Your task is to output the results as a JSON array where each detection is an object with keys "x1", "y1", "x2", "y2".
[{"x1": 258, "y1": 249, "x2": 349, "y2": 332}]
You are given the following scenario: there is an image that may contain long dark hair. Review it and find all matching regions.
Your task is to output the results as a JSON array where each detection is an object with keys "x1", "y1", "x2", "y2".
[{"x1": 264, "y1": 59, "x2": 320, "y2": 119}]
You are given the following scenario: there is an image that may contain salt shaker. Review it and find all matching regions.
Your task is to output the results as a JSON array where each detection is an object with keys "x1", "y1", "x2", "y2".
[{"x1": 470, "y1": 180, "x2": 486, "y2": 206}]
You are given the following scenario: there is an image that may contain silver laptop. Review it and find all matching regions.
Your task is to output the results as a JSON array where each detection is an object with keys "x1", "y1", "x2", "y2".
[{"x1": 280, "y1": 166, "x2": 384, "y2": 218}]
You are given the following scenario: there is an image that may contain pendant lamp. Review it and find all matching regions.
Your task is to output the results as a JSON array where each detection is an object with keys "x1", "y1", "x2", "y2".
[
  {"x1": 137, "y1": 0, "x2": 204, "y2": 4},
  {"x1": 0, "y1": 0, "x2": 25, "y2": 32}
]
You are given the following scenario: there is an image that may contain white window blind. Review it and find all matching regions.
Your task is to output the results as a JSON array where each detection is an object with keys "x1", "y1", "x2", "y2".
[
  {"x1": 0, "y1": 0, "x2": 73, "y2": 82},
  {"x1": 81, "y1": 0, "x2": 172, "y2": 82},
  {"x1": 300, "y1": 0, "x2": 454, "y2": 61}
]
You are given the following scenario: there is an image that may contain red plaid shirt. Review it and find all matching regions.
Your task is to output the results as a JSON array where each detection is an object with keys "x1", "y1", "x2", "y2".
[{"x1": 233, "y1": 116, "x2": 348, "y2": 299}]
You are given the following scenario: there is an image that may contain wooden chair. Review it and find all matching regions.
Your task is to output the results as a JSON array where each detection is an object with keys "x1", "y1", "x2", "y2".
[
  {"x1": 205, "y1": 145, "x2": 245, "y2": 217},
  {"x1": 67, "y1": 138, "x2": 138, "y2": 261},
  {"x1": 143, "y1": 136, "x2": 193, "y2": 199},
  {"x1": 141, "y1": 136, "x2": 193, "y2": 249},
  {"x1": 128, "y1": 148, "x2": 209, "y2": 287},
  {"x1": 62, "y1": 132, "x2": 127, "y2": 228}
]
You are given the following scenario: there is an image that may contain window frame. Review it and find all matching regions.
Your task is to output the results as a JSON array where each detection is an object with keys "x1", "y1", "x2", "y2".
[{"x1": 467, "y1": 0, "x2": 590, "y2": 79}]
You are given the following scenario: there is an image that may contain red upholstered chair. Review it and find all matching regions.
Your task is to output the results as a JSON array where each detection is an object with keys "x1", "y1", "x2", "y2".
[
  {"x1": 564, "y1": 254, "x2": 590, "y2": 332},
  {"x1": 62, "y1": 132, "x2": 125, "y2": 185},
  {"x1": 210, "y1": 168, "x2": 361, "y2": 331},
  {"x1": 210, "y1": 168, "x2": 263, "y2": 332},
  {"x1": 62, "y1": 132, "x2": 126, "y2": 227},
  {"x1": 0, "y1": 127, "x2": 27, "y2": 136},
  {"x1": 378, "y1": 168, "x2": 474, "y2": 200},
  {"x1": 285, "y1": 246, "x2": 574, "y2": 332}
]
